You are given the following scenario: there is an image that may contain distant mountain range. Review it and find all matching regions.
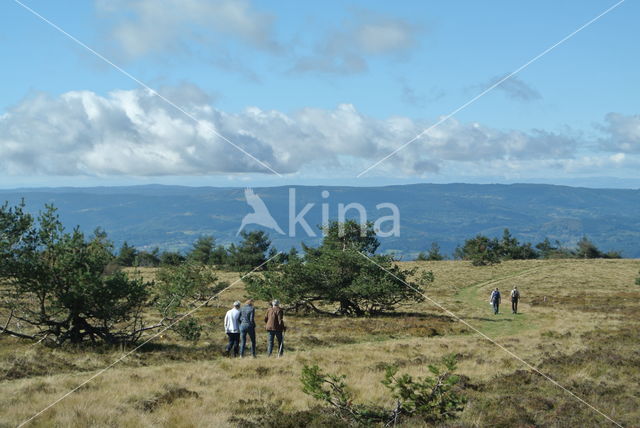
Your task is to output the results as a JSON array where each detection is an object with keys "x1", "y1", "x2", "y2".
[{"x1": 1, "y1": 183, "x2": 638, "y2": 258}]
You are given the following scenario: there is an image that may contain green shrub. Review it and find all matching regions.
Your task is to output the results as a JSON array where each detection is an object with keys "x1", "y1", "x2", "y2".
[
  {"x1": 382, "y1": 354, "x2": 466, "y2": 424},
  {"x1": 1, "y1": 202, "x2": 150, "y2": 345},
  {"x1": 300, "y1": 354, "x2": 466, "y2": 426},
  {"x1": 246, "y1": 221, "x2": 432, "y2": 316},
  {"x1": 460, "y1": 234, "x2": 502, "y2": 266},
  {"x1": 173, "y1": 318, "x2": 203, "y2": 342},
  {"x1": 154, "y1": 262, "x2": 220, "y2": 317},
  {"x1": 416, "y1": 242, "x2": 445, "y2": 261}
]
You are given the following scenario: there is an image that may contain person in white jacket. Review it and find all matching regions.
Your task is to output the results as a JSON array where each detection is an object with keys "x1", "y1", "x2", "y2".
[{"x1": 224, "y1": 301, "x2": 241, "y2": 357}]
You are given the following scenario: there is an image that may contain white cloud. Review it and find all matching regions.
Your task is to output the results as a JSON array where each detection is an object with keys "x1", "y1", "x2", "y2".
[
  {"x1": 291, "y1": 11, "x2": 420, "y2": 75},
  {"x1": 96, "y1": 0, "x2": 279, "y2": 59},
  {"x1": 354, "y1": 15, "x2": 418, "y2": 55},
  {"x1": 95, "y1": 3, "x2": 420, "y2": 77},
  {"x1": 599, "y1": 112, "x2": 640, "y2": 153},
  {"x1": 0, "y1": 85, "x2": 617, "y2": 179}
]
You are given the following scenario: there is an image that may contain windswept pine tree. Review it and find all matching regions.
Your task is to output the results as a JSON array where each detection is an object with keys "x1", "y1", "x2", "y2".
[{"x1": 245, "y1": 220, "x2": 433, "y2": 316}]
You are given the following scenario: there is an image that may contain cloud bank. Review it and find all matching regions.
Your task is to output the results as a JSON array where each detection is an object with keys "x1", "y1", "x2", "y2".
[{"x1": 0, "y1": 85, "x2": 634, "y2": 178}]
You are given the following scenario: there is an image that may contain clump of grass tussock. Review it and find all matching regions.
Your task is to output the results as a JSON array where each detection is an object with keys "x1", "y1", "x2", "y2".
[
  {"x1": 0, "y1": 347, "x2": 80, "y2": 381},
  {"x1": 228, "y1": 400, "x2": 349, "y2": 428},
  {"x1": 135, "y1": 384, "x2": 200, "y2": 412}
]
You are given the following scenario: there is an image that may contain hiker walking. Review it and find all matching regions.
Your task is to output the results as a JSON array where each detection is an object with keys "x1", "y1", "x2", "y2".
[
  {"x1": 224, "y1": 301, "x2": 241, "y2": 357},
  {"x1": 239, "y1": 299, "x2": 257, "y2": 358},
  {"x1": 510, "y1": 286, "x2": 520, "y2": 314},
  {"x1": 490, "y1": 288, "x2": 501, "y2": 315},
  {"x1": 265, "y1": 299, "x2": 285, "y2": 357}
]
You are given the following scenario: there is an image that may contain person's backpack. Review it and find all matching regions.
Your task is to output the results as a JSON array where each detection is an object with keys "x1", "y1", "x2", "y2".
[{"x1": 512, "y1": 289, "x2": 520, "y2": 299}]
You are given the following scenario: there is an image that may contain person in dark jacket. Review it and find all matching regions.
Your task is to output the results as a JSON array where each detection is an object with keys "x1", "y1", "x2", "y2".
[
  {"x1": 264, "y1": 299, "x2": 285, "y2": 357},
  {"x1": 510, "y1": 286, "x2": 520, "y2": 314},
  {"x1": 490, "y1": 288, "x2": 501, "y2": 315},
  {"x1": 239, "y1": 299, "x2": 256, "y2": 358}
]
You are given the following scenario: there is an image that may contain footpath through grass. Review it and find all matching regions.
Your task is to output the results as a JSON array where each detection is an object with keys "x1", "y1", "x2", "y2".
[{"x1": 454, "y1": 263, "x2": 560, "y2": 337}]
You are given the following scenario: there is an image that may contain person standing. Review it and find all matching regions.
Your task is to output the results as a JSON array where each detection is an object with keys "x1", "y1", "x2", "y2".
[
  {"x1": 510, "y1": 286, "x2": 520, "y2": 314},
  {"x1": 264, "y1": 299, "x2": 285, "y2": 357},
  {"x1": 239, "y1": 299, "x2": 257, "y2": 358},
  {"x1": 224, "y1": 301, "x2": 241, "y2": 357},
  {"x1": 490, "y1": 288, "x2": 501, "y2": 315}
]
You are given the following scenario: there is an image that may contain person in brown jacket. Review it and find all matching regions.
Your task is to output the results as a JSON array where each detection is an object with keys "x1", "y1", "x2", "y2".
[{"x1": 264, "y1": 299, "x2": 285, "y2": 357}]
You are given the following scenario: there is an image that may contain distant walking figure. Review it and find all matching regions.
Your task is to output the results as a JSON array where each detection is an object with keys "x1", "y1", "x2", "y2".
[
  {"x1": 237, "y1": 188, "x2": 284, "y2": 235},
  {"x1": 510, "y1": 286, "x2": 520, "y2": 314},
  {"x1": 265, "y1": 300, "x2": 285, "y2": 357},
  {"x1": 490, "y1": 288, "x2": 501, "y2": 315},
  {"x1": 239, "y1": 299, "x2": 257, "y2": 358},
  {"x1": 224, "y1": 301, "x2": 241, "y2": 357}
]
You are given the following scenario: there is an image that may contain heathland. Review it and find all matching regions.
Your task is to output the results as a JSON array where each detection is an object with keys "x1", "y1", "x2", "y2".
[{"x1": 1, "y1": 258, "x2": 638, "y2": 427}]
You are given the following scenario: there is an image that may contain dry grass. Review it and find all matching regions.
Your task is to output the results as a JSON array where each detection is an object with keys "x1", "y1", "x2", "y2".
[{"x1": 1, "y1": 259, "x2": 639, "y2": 427}]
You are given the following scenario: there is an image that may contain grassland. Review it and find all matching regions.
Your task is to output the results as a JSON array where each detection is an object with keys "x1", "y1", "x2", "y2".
[{"x1": 0, "y1": 259, "x2": 639, "y2": 427}]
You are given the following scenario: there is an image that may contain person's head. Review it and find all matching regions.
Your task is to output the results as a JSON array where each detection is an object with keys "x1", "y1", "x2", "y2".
[
  {"x1": 233, "y1": 300, "x2": 241, "y2": 308},
  {"x1": 513, "y1": 286, "x2": 517, "y2": 290},
  {"x1": 495, "y1": 288, "x2": 499, "y2": 291},
  {"x1": 245, "y1": 299, "x2": 254, "y2": 306},
  {"x1": 272, "y1": 299, "x2": 280, "y2": 307}
]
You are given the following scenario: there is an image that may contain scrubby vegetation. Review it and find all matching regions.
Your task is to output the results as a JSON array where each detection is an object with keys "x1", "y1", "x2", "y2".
[
  {"x1": 301, "y1": 354, "x2": 466, "y2": 425},
  {"x1": 415, "y1": 242, "x2": 445, "y2": 261},
  {"x1": 448, "y1": 228, "x2": 622, "y2": 265},
  {"x1": 0, "y1": 202, "x2": 224, "y2": 345},
  {"x1": 245, "y1": 221, "x2": 433, "y2": 316},
  {"x1": 114, "y1": 230, "x2": 277, "y2": 272},
  {"x1": 112, "y1": 223, "x2": 623, "y2": 270},
  {"x1": 0, "y1": 202, "x2": 150, "y2": 344}
]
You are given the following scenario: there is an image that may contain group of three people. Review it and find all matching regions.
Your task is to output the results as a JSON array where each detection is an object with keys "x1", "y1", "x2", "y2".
[
  {"x1": 223, "y1": 299, "x2": 286, "y2": 358},
  {"x1": 489, "y1": 286, "x2": 520, "y2": 315}
]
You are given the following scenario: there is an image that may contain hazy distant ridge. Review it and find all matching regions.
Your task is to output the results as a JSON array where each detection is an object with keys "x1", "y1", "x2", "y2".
[{"x1": 1, "y1": 183, "x2": 638, "y2": 257}]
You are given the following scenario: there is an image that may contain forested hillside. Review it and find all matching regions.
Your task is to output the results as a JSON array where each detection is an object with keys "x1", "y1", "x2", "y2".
[{"x1": 1, "y1": 183, "x2": 638, "y2": 257}]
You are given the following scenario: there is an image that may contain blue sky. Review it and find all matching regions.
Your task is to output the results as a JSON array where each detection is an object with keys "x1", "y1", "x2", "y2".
[{"x1": 0, "y1": 0, "x2": 638, "y2": 188}]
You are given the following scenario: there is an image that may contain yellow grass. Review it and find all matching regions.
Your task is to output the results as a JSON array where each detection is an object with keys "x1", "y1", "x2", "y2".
[{"x1": 1, "y1": 259, "x2": 639, "y2": 427}]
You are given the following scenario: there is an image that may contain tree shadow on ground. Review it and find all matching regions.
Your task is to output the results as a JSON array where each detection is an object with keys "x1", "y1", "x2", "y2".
[{"x1": 465, "y1": 316, "x2": 515, "y2": 323}]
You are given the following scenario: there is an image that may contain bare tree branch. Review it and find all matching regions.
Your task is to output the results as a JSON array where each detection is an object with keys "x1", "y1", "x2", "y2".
[{"x1": 1, "y1": 310, "x2": 36, "y2": 340}]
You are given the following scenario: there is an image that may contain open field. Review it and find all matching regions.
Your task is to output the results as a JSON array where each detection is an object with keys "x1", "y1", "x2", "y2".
[{"x1": 1, "y1": 259, "x2": 639, "y2": 427}]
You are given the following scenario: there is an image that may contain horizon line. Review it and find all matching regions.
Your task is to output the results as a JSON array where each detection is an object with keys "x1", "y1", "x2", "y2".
[{"x1": 1, "y1": 181, "x2": 639, "y2": 192}]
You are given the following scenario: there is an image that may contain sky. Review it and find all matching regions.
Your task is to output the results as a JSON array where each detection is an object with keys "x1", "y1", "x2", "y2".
[{"x1": 0, "y1": 0, "x2": 638, "y2": 189}]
